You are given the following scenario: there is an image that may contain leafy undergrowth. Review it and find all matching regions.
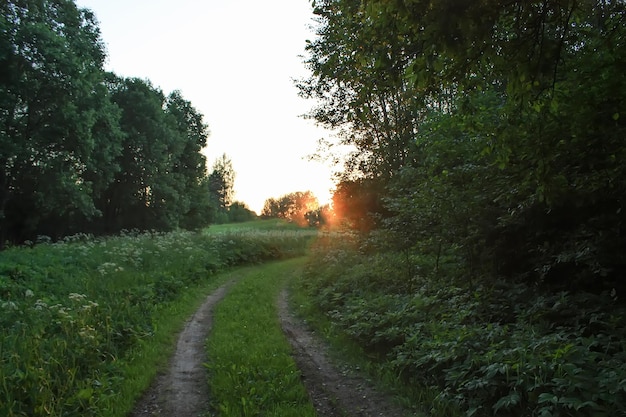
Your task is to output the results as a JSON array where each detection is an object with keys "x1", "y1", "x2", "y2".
[
  {"x1": 205, "y1": 258, "x2": 317, "y2": 417},
  {"x1": 0, "y1": 223, "x2": 315, "y2": 417},
  {"x1": 298, "y1": 233, "x2": 626, "y2": 417}
]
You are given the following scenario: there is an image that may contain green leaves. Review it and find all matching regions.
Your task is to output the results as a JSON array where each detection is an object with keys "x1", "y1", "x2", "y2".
[
  {"x1": 493, "y1": 391, "x2": 521, "y2": 413},
  {"x1": 302, "y1": 233, "x2": 626, "y2": 417},
  {"x1": 1, "y1": 0, "x2": 117, "y2": 243},
  {"x1": 1, "y1": 2, "x2": 212, "y2": 243}
]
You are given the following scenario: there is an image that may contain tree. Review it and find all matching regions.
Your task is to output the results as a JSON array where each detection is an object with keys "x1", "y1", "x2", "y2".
[
  {"x1": 331, "y1": 179, "x2": 386, "y2": 232},
  {"x1": 165, "y1": 90, "x2": 211, "y2": 230},
  {"x1": 261, "y1": 191, "x2": 318, "y2": 226},
  {"x1": 0, "y1": 0, "x2": 122, "y2": 244},
  {"x1": 208, "y1": 154, "x2": 235, "y2": 209},
  {"x1": 227, "y1": 201, "x2": 257, "y2": 223},
  {"x1": 0, "y1": 1, "x2": 214, "y2": 243},
  {"x1": 98, "y1": 77, "x2": 169, "y2": 231},
  {"x1": 298, "y1": 0, "x2": 421, "y2": 183},
  {"x1": 261, "y1": 197, "x2": 280, "y2": 219},
  {"x1": 101, "y1": 78, "x2": 211, "y2": 232},
  {"x1": 301, "y1": 0, "x2": 626, "y2": 291}
]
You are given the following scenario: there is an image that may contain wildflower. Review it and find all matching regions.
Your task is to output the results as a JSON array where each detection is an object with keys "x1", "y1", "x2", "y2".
[
  {"x1": 79, "y1": 325, "x2": 97, "y2": 340},
  {"x1": 97, "y1": 262, "x2": 119, "y2": 275},
  {"x1": 34, "y1": 299, "x2": 48, "y2": 310},
  {"x1": 2, "y1": 301, "x2": 17, "y2": 310},
  {"x1": 25, "y1": 289, "x2": 34, "y2": 298},
  {"x1": 81, "y1": 301, "x2": 99, "y2": 312},
  {"x1": 69, "y1": 293, "x2": 87, "y2": 301}
]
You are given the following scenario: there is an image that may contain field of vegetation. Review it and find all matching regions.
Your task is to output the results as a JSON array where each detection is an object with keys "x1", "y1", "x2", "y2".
[
  {"x1": 0, "y1": 222, "x2": 315, "y2": 417},
  {"x1": 3, "y1": 2, "x2": 626, "y2": 416},
  {"x1": 3, "y1": 218, "x2": 625, "y2": 417},
  {"x1": 295, "y1": 233, "x2": 626, "y2": 417},
  {"x1": 289, "y1": 1, "x2": 626, "y2": 416}
]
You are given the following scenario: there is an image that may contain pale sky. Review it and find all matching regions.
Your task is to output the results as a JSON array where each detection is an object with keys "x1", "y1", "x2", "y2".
[{"x1": 75, "y1": 0, "x2": 336, "y2": 214}]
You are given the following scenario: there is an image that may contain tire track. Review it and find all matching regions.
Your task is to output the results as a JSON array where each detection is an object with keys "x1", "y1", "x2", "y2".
[
  {"x1": 130, "y1": 283, "x2": 231, "y2": 417},
  {"x1": 278, "y1": 289, "x2": 410, "y2": 417}
]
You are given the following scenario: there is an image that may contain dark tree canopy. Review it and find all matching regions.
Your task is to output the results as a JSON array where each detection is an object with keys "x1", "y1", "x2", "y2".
[
  {"x1": 0, "y1": 0, "x2": 215, "y2": 244},
  {"x1": 304, "y1": 0, "x2": 626, "y2": 291},
  {"x1": 0, "y1": 0, "x2": 118, "y2": 243}
]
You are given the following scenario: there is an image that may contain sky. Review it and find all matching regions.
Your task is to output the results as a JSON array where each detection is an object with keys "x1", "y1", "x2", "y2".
[{"x1": 74, "y1": 0, "x2": 337, "y2": 214}]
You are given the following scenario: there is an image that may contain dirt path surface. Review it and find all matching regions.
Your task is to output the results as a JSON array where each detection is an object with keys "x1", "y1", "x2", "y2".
[
  {"x1": 130, "y1": 281, "x2": 408, "y2": 417},
  {"x1": 130, "y1": 284, "x2": 230, "y2": 417},
  {"x1": 278, "y1": 289, "x2": 410, "y2": 417}
]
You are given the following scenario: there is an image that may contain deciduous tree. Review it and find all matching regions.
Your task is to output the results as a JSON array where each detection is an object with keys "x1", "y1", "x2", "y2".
[{"x1": 0, "y1": 0, "x2": 122, "y2": 244}]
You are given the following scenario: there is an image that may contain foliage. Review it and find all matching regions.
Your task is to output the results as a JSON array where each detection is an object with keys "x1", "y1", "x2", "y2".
[
  {"x1": 0, "y1": 0, "x2": 122, "y2": 245},
  {"x1": 0, "y1": 225, "x2": 315, "y2": 417},
  {"x1": 0, "y1": 1, "x2": 213, "y2": 244},
  {"x1": 261, "y1": 191, "x2": 319, "y2": 226},
  {"x1": 301, "y1": 28, "x2": 626, "y2": 417},
  {"x1": 100, "y1": 77, "x2": 210, "y2": 233},
  {"x1": 297, "y1": 0, "x2": 420, "y2": 182},
  {"x1": 303, "y1": 0, "x2": 626, "y2": 290},
  {"x1": 300, "y1": 235, "x2": 626, "y2": 417},
  {"x1": 208, "y1": 153, "x2": 236, "y2": 215},
  {"x1": 227, "y1": 201, "x2": 258, "y2": 223},
  {"x1": 331, "y1": 178, "x2": 388, "y2": 231},
  {"x1": 205, "y1": 259, "x2": 317, "y2": 417}
]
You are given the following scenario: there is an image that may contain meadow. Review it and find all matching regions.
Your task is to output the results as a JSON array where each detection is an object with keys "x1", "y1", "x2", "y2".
[
  {"x1": 5, "y1": 219, "x2": 622, "y2": 417},
  {"x1": 0, "y1": 222, "x2": 315, "y2": 417}
]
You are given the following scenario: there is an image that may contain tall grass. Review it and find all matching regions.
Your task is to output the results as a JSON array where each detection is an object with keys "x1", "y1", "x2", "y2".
[{"x1": 0, "y1": 226, "x2": 316, "y2": 417}]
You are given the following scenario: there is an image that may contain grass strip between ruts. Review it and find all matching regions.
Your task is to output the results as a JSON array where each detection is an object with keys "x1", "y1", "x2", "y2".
[{"x1": 205, "y1": 258, "x2": 317, "y2": 417}]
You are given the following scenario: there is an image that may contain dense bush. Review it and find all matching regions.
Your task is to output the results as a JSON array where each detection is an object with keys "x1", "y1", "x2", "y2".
[{"x1": 301, "y1": 236, "x2": 626, "y2": 417}]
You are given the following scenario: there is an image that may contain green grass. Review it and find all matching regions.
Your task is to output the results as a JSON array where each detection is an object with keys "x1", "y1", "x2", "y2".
[
  {"x1": 205, "y1": 259, "x2": 317, "y2": 417},
  {"x1": 101, "y1": 272, "x2": 233, "y2": 416},
  {"x1": 205, "y1": 219, "x2": 311, "y2": 233},
  {"x1": 0, "y1": 227, "x2": 314, "y2": 417},
  {"x1": 287, "y1": 274, "x2": 427, "y2": 416}
]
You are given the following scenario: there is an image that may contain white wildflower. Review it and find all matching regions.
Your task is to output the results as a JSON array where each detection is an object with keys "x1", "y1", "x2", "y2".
[
  {"x1": 79, "y1": 325, "x2": 97, "y2": 340},
  {"x1": 81, "y1": 301, "x2": 99, "y2": 312},
  {"x1": 25, "y1": 289, "x2": 34, "y2": 298},
  {"x1": 68, "y1": 293, "x2": 87, "y2": 301},
  {"x1": 2, "y1": 301, "x2": 17, "y2": 310},
  {"x1": 97, "y1": 262, "x2": 119, "y2": 275}
]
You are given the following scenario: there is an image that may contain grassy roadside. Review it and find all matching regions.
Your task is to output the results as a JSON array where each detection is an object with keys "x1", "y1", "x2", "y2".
[
  {"x1": 205, "y1": 258, "x2": 317, "y2": 417},
  {"x1": 102, "y1": 272, "x2": 232, "y2": 416},
  {"x1": 294, "y1": 234, "x2": 626, "y2": 417},
  {"x1": 287, "y1": 274, "x2": 426, "y2": 416},
  {"x1": 0, "y1": 223, "x2": 316, "y2": 417}
]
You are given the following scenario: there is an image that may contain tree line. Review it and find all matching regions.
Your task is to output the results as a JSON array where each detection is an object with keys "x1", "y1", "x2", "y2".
[
  {"x1": 261, "y1": 190, "x2": 335, "y2": 227},
  {"x1": 301, "y1": 0, "x2": 626, "y2": 294},
  {"x1": 0, "y1": 0, "x2": 253, "y2": 247}
]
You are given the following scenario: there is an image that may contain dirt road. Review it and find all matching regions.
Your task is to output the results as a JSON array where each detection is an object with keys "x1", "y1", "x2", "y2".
[
  {"x1": 130, "y1": 281, "x2": 409, "y2": 417},
  {"x1": 130, "y1": 284, "x2": 230, "y2": 417}
]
